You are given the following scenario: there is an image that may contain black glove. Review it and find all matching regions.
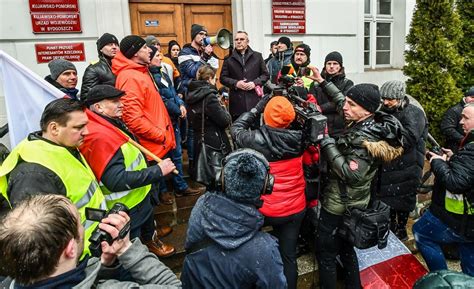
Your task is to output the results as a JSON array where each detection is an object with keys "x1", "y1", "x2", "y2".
[
  {"x1": 254, "y1": 94, "x2": 272, "y2": 113},
  {"x1": 320, "y1": 137, "x2": 335, "y2": 148}
]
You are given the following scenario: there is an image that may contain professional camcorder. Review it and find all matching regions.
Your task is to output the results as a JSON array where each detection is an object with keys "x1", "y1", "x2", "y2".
[
  {"x1": 86, "y1": 202, "x2": 131, "y2": 257},
  {"x1": 274, "y1": 66, "x2": 327, "y2": 145}
]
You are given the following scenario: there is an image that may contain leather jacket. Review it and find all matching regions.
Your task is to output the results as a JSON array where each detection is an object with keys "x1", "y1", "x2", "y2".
[{"x1": 81, "y1": 55, "x2": 116, "y2": 99}]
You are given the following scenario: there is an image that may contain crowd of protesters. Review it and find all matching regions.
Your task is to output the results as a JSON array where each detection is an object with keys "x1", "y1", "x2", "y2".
[{"x1": 0, "y1": 24, "x2": 473, "y2": 289}]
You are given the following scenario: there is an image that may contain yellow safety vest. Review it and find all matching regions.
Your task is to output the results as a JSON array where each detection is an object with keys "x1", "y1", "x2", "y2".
[
  {"x1": 0, "y1": 138, "x2": 107, "y2": 258},
  {"x1": 101, "y1": 142, "x2": 150, "y2": 209}
]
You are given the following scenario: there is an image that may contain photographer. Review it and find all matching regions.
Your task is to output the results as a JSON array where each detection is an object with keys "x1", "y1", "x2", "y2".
[
  {"x1": 231, "y1": 95, "x2": 305, "y2": 289},
  {"x1": 413, "y1": 103, "x2": 474, "y2": 276},
  {"x1": 314, "y1": 83, "x2": 403, "y2": 289},
  {"x1": 0, "y1": 195, "x2": 181, "y2": 288}
]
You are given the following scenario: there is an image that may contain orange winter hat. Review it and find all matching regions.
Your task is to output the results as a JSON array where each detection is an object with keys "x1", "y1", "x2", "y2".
[{"x1": 263, "y1": 96, "x2": 296, "y2": 128}]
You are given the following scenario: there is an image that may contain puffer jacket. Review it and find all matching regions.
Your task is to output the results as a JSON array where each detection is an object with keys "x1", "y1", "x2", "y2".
[
  {"x1": 429, "y1": 131, "x2": 474, "y2": 239},
  {"x1": 81, "y1": 55, "x2": 116, "y2": 99},
  {"x1": 231, "y1": 110, "x2": 306, "y2": 217},
  {"x1": 374, "y1": 97, "x2": 428, "y2": 211},
  {"x1": 320, "y1": 112, "x2": 404, "y2": 216},
  {"x1": 220, "y1": 47, "x2": 269, "y2": 119},
  {"x1": 112, "y1": 51, "x2": 175, "y2": 159},
  {"x1": 267, "y1": 48, "x2": 293, "y2": 84},
  {"x1": 413, "y1": 270, "x2": 474, "y2": 289},
  {"x1": 181, "y1": 193, "x2": 286, "y2": 289},
  {"x1": 309, "y1": 69, "x2": 353, "y2": 138},
  {"x1": 178, "y1": 44, "x2": 206, "y2": 95},
  {"x1": 440, "y1": 99, "x2": 466, "y2": 152}
]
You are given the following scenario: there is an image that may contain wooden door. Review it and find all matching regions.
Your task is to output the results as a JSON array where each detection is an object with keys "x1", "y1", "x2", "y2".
[
  {"x1": 129, "y1": 2, "x2": 232, "y2": 70},
  {"x1": 129, "y1": 3, "x2": 185, "y2": 54}
]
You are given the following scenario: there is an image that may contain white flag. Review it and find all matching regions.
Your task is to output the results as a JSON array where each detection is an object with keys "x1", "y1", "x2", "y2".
[{"x1": 0, "y1": 50, "x2": 64, "y2": 147}]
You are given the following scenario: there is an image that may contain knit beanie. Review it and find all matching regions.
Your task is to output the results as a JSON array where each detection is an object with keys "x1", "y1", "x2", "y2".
[
  {"x1": 191, "y1": 24, "x2": 207, "y2": 40},
  {"x1": 145, "y1": 35, "x2": 159, "y2": 47},
  {"x1": 263, "y1": 96, "x2": 296, "y2": 128},
  {"x1": 224, "y1": 150, "x2": 267, "y2": 205},
  {"x1": 120, "y1": 35, "x2": 146, "y2": 59},
  {"x1": 48, "y1": 59, "x2": 77, "y2": 80},
  {"x1": 277, "y1": 36, "x2": 292, "y2": 49},
  {"x1": 346, "y1": 84, "x2": 381, "y2": 113},
  {"x1": 294, "y1": 43, "x2": 311, "y2": 58},
  {"x1": 380, "y1": 80, "x2": 406, "y2": 100},
  {"x1": 96, "y1": 33, "x2": 119, "y2": 53},
  {"x1": 148, "y1": 45, "x2": 159, "y2": 62},
  {"x1": 324, "y1": 51, "x2": 343, "y2": 66}
]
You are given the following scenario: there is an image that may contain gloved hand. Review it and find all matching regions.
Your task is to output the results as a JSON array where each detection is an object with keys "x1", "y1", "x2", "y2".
[
  {"x1": 320, "y1": 137, "x2": 335, "y2": 148},
  {"x1": 254, "y1": 94, "x2": 272, "y2": 113}
]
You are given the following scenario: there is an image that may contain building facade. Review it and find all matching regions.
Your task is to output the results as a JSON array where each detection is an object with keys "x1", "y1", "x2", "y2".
[{"x1": 0, "y1": 0, "x2": 415, "y2": 147}]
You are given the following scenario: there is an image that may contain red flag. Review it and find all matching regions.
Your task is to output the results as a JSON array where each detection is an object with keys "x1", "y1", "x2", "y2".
[{"x1": 80, "y1": 109, "x2": 129, "y2": 181}]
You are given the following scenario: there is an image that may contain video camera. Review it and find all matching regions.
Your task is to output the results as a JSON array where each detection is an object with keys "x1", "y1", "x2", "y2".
[
  {"x1": 425, "y1": 133, "x2": 443, "y2": 160},
  {"x1": 274, "y1": 66, "x2": 327, "y2": 145},
  {"x1": 86, "y1": 202, "x2": 130, "y2": 257}
]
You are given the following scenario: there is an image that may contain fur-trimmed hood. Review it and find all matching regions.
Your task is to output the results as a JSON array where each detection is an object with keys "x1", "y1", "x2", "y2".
[{"x1": 363, "y1": 140, "x2": 403, "y2": 163}]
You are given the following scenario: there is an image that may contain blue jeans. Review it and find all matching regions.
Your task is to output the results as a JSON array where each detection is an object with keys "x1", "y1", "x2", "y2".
[
  {"x1": 159, "y1": 126, "x2": 188, "y2": 193},
  {"x1": 413, "y1": 210, "x2": 474, "y2": 276}
]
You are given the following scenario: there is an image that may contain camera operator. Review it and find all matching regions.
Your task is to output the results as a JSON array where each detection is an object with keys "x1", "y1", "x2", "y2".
[
  {"x1": 0, "y1": 194, "x2": 181, "y2": 288},
  {"x1": 413, "y1": 103, "x2": 474, "y2": 277},
  {"x1": 231, "y1": 95, "x2": 305, "y2": 289},
  {"x1": 181, "y1": 149, "x2": 286, "y2": 289},
  {"x1": 311, "y1": 83, "x2": 404, "y2": 289}
]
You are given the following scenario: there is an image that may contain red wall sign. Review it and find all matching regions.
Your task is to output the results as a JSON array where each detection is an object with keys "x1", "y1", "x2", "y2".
[
  {"x1": 272, "y1": 0, "x2": 306, "y2": 34},
  {"x1": 35, "y1": 43, "x2": 85, "y2": 63},
  {"x1": 29, "y1": 0, "x2": 81, "y2": 34},
  {"x1": 31, "y1": 13, "x2": 81, "y2": 33}
]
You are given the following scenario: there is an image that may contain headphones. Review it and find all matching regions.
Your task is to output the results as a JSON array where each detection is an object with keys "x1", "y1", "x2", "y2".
[{"x1": 219, "y1": 148, "x2": 274, "y2": 196}]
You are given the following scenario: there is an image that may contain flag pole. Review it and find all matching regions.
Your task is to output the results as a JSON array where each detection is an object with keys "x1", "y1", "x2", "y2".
[{"x1": 127, "y1": 138, "x2": 179, "y2": 175}]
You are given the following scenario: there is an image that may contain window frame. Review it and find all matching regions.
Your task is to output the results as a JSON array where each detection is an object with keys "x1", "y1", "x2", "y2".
[{"x1": 364, "y1": 0, "x2": 393, "y2": 69}]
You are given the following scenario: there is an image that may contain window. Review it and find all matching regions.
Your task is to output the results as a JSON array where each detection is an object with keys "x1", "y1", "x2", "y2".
[{"x1": 364, "y1": 0, "x2": 393, "y2": 68}]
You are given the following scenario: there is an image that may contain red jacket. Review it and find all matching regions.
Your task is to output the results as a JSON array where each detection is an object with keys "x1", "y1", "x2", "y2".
[
  {"x1": 260, "y1": 156, "x2": 306, "y2": 217},
  {"x1": 112, "y1": 52, "x2": 175, "y2": 159}
]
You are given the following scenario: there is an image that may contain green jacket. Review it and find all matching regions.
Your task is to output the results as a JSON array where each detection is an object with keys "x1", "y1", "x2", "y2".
[{"x1": 321, "y1": 114, "x2": 403, "y2": 215}]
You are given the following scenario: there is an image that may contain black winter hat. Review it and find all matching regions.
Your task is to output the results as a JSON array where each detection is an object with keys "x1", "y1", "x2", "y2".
[
  {"x1": 96, "y1": 33, "x2": 119, "y2": 53},
  {"x1": 465, "y1": 86, "x2": 474, "y2": 97},
  {"x1": 120, "y1": 35, "x2": 146, "y2": 59},
  {"x1": 277, "y1": 36, "x2": 292, "y2": 49},
  {"x1": 347, "y1": 83, "x2": 381, "y2": 113},
  {"x1": 380, "y1": 80, "x2": 406, "y2": 100},
  {"x1": 325, "y1": 51, "x2": 343, "y2": 66},
  {"x1": 85, "y1": 84, "x2": 125, "y2": 106},
  {"x1": 294, "y1": 43, "x2": 311, "y2": 58},
  {"x1": 223, "y1": 150, "x2": 268, "y2": 205},
  {"x1": 148, "y1": 45, "x2": 159, "y2": 62},
  {"x1": 48, "y1": 59, "x2": 77, "y2": 80},
  {"x1": 191, "y1": 24, "x2": 207, "y2": 40}
]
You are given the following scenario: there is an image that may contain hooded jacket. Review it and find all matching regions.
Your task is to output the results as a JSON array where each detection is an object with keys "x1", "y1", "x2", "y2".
[
  {"x1": 231, "y1": 110, "x2": 306, "y2": 217},
  {"x1": 321, "y1": 112, "x2": 404, "y2": 216},
  {"x1": 185, "y1": 80, "x2": 232, "y2": 153},
  {"x1": 374, "y1": 97, "x2": 428, "y2": 211},
  {"x1": 0, "y1": 239, "x2": 181, "y2": 289},
  {"x1": 220, "y1": 47, "x2": 269, "y2": 119},
  {"x1": 112, "y1": 51, "x2": 175, "y2": 159},
  {"x1": 181, "y1": 193, "x2": 286, "y2": 289}
]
